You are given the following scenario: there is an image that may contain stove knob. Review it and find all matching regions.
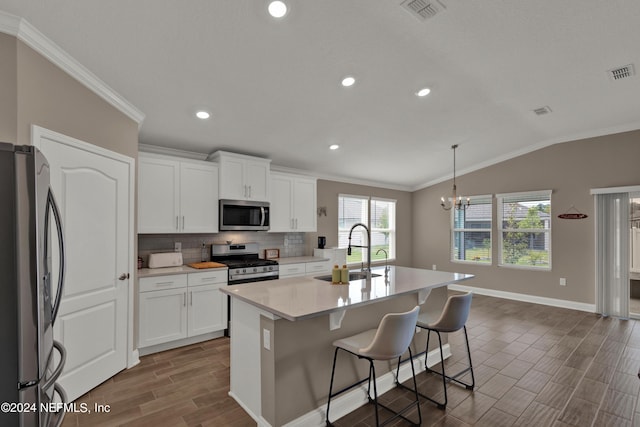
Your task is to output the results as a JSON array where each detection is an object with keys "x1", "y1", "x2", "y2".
[
  {"x1": 242, "y1": 268, "x2": 246, "y2": 273},
  {"x1": 253, "y1": 267, "x2": 258, "y2": 273}
]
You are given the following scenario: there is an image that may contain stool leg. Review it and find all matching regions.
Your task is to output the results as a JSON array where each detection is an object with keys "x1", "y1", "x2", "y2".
[
  {"x1": 326, "y1": 347, "x2": 340, "y2": 426},
  {"x1": 408, "y1": 347, "x2": 422, "y2": 426},
  {"x1": 463, "y1": 325, "x2": 475, "y2": 390},
  {"x1": 436, "y1": 330, "x2": 447, "y2": 408},
  {"x1": 425, "y1": 329, "x2": 432, "y2": 371},
  {"x1": 370, "y1": 360, "x2": 380, "y2": 427}
]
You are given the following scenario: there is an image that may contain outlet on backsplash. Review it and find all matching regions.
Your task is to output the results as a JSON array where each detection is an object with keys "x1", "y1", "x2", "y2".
[{"x1": 174, "y1": 242, "x2": 181, "y2": 252}]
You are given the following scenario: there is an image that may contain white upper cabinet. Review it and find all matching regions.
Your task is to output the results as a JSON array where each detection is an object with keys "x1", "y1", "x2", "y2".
[
  {"x1": 211, "y1": 151, "x2": 271, "y2": 202},
  {"x1": 138, "y1": 153, "x2": 218, "y2": 233},
  {"x1": 269, "y1": 172, "x2": 317, "y2": 232}
]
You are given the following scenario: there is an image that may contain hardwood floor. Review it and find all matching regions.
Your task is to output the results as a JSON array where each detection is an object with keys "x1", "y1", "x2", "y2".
[
  {"x1": 61, "y1": 338, "x2": 255, "y2": 427},
  {"x1": 62, "y1": 293, "x2": 640, "y2": 426}
]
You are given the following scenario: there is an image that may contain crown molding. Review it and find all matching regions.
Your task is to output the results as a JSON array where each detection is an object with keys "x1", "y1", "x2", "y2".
[
  {"x1": 138, "y1": 143, "x2": 209, "y2": 161},
  {"x1": 0, "y1": 11, "x2": 145, "y2": 128}
]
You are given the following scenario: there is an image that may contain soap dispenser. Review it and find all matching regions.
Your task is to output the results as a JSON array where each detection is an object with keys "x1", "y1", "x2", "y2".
[
  {"x1": 331, "y1": 265, "x2": 341, "y2": 284},
  {"x1": 340, "y1": 265, "x2": 349, "y2": 284}
]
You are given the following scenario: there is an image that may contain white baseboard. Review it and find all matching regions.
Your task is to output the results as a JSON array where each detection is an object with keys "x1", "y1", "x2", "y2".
[
  {"x1": 448, "y1": 284, "x2": 596, "y2": 313},
  {"x1": 280, "y1": 344, "x2": 451, "y2": 427}
]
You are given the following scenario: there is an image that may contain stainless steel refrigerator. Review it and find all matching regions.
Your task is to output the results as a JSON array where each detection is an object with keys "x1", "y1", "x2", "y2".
[{"x1": 0, "y1": 143, "x2": 67, "y2": 427}]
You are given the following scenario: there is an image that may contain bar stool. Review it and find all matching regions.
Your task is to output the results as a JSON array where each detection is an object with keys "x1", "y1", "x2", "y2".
[
  {"x1": 416, "y1": 292, "x2": 474, "y2": 409},
  {"x1": 326, "y1": 306, "x2": 421, "y2": 427}
]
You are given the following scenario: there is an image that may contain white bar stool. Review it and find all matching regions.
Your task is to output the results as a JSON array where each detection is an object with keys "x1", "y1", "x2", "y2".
[
  {"x1": 416, "y1": 291, "x2": 475, "y2": 409},
  {"x1": 325, "y1": 306, "x2": 421, "y2": 426}
]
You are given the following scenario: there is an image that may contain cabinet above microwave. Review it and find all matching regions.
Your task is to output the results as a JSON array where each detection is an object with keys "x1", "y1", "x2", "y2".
[{"x1": 209, "y1": 151, "x2": 271, "y2": 202}]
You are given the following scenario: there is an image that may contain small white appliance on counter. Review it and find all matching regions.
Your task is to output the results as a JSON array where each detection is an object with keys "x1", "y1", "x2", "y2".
[{"x1": 148, "y1": 252, "x2": 183, "y2": 268}]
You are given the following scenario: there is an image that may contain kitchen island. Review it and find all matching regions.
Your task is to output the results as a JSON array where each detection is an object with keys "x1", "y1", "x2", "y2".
[{"x1": 220, "y1": 265, "x2": 473, "y2": 427}]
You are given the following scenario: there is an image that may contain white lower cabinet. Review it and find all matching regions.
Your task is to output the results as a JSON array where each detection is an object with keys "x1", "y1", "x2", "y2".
[
  {"x1": 139, "y1": 287, "x2": 188, "y2": 347},
  {"x1": 305, "y1": 259, "x2": 333, "y2": 275},
  {"x1": 138, "y1": 270, "x2": 227, "y2": 349},
  {"x1": 278, "y1": 260, "x2": 334, "y2": 278},
  {"x1": 278, "y1": 263, "x2": 307, "y2": 278}
]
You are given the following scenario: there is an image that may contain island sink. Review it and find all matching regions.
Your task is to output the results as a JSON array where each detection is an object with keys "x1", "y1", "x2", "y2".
[{"x1": 315, "y1": 271, "x2": 382, "y2": 282}]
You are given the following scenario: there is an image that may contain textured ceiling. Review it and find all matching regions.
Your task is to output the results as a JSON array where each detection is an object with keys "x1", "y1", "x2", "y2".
[{"x1": 2, "y1": 0, "x2": 640, "y2": 190}]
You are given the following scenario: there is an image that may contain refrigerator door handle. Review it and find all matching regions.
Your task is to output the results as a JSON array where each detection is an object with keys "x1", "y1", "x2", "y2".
[
  {"x1": 45, "y1": 189, "x2": 66, "y2": 325},
  {"x1": 50, "y1": 382, "x2": 68, "y2": 427},
  {"x1": 42, "y1": 340, "x2": 66, "y2": 391}
]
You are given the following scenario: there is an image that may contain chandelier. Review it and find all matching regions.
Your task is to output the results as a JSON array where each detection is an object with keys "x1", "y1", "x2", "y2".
[{"x1": 440, "y1": 144, "x2": 470, "y2": 211}]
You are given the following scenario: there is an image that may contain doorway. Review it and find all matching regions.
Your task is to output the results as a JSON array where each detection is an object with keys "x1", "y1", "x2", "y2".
[{"x1": 630, "y1": 196, "x2": 640, "y2": 318}]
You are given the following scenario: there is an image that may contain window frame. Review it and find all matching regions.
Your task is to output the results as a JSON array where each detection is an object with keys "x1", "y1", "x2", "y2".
[
  {"x1": 450, "y1": 194, "x2": 493, "y2": 265},
  {"x1": 338, "y1": 194, "x2": 397, "y2": 266},
  {"x1": 497, "y1": 190, "x2": 552, "y2": 270}
]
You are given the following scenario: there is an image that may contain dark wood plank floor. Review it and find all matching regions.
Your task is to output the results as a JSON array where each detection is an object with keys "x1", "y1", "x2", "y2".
[{"x1": 62, "y1": 293, "x2": 640, "y2": 426}]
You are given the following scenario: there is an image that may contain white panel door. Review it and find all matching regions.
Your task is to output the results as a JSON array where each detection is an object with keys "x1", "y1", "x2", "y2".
[
  {"x1": 180, "y1": 162, "x2": 218, "y2": 233},
  {"x1": 34, "y1": 127, "x2": 132, "y2": 402}
]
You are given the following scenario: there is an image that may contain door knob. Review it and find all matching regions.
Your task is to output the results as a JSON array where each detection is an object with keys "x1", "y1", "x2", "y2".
[{"x1": 118, "y1": 273, "x2": 130, "y2": 281}]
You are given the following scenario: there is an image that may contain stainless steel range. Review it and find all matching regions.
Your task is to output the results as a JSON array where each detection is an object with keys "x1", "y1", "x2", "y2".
[
  {"x1": 211, "y1": 243, "x2": 279, "y2": 284},
  {"x1": 211, "y1": 243, "x2": 278, "y2": 336}
]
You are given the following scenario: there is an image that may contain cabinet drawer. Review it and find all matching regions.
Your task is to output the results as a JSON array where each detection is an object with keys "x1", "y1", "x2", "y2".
[
  {"x1": 188, "y1": 269, "x2": 228, "y2": 286},
  {"x1": 139, "y1": 274, "x2": 187, "y2": 292},
  {"x1": 306, "y1": 260, "x2": 332, "y2": 275},
  {"x1": 279, "y1": 263, "x2": 306, "y2": 277}
]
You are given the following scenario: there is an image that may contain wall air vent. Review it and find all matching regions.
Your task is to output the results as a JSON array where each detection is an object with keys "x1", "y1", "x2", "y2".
[
  {"x1": 608, "y1": 64, "x2": 635, "y2": 81},
  {"x1": 533, "y1": 106, "x2": 552, "y2": 116},
  {"x1": 401, "y1": 0, "x2": 446, "y2": 21}
]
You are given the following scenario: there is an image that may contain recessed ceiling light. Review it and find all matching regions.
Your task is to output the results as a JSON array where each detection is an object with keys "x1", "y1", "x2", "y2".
[
  {"x1": 341, "y1": 76, "x2": 355, "y2": 87},
  {"x1": 268, "y1": 1, "x2": 288, "y2": 18},
  {"x1": 416, "y1": 88, "x2": 431, "y2": 97},
  {"x1": 329, "y1": 144, "x2": 340, "y2": 150},
  {"x1": 196, "y1": 111, "x2": 210, "y2": 119}
]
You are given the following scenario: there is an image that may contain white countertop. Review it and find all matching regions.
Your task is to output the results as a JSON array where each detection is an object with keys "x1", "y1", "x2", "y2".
[
  {"x1": 138, "y1": 265, "x2": 227, "y2": 278},
  {"x1": 220, "y1": 265, "x2": 474, "y2": 321}
]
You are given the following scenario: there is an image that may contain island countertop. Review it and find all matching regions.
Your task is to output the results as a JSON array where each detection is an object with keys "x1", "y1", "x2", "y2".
[{"x1": 220, "y1": 265, "x2": 473, "y2": 321}]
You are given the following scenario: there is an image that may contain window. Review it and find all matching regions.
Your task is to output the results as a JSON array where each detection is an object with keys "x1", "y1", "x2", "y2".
[
  {"x1": 498, "y1": 190, "x2": 552, "y2": 269},
  {"x1": 338, "y1": 194, "x2": 396, "y2": 265},
  {"x1": 451, "y1": 195, "x2": 492, "y2": 264}
]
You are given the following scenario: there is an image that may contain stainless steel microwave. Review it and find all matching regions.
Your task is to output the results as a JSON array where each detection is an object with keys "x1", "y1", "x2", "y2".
[{"x1": 219, "y1": 199, "x2": 270, "y2": 231}]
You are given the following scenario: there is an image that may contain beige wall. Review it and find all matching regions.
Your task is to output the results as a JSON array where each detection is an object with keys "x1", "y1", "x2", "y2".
[
  {"x1": 0, "y1": 34, "x2": 17, "y2": 143},
  {"x1": 310, "y1": 179, "x2": 413, "y2": 266},
  {"x1": 15, "y1": 40, "x2": 138, "y2": 157},
  {"x1": 412, "y1": 130, "x2": 640, "y2": 304}
]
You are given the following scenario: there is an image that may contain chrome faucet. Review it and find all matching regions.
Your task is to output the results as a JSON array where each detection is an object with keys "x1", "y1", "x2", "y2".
[
  {"x1": 347, "y1": 223, "x2": 371, "y2": 273},
  {"x1": 376, "y1": 248, "x2": 389, "y2": 276}
]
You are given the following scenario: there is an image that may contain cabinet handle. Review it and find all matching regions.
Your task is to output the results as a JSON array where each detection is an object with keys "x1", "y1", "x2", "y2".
[
  {"x1": 182, "y1": 216, "x2": 185, "y2": 229},
  {"x1": 156, "y1": 281, "x2": 174, "y2": 286},
  {"x1": 190, "y1": 291, "x2": 193, "y2": 306},
  {"x1": 176, "y1": 216, "x2": 179, "y2": 230},
  {"x1": 183, "y1": 292, "x2": 187, "y2": 307},
  {"x1": 295, "y1": 218, "x2": 298, "y2": 229},
  {"x1": 248, "y1": 186, "x2": 252, "y2": 198}
]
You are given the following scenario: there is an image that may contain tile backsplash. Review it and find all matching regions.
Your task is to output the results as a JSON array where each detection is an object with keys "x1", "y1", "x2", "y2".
[{"x1": 138, "y1": 231, "x2": 307, "y2": 267}]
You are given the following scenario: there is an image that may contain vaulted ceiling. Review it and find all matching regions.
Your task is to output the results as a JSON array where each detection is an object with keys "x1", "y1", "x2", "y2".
[{"x1": 2, "y1": 0, "x2": 640, "y2": 190}]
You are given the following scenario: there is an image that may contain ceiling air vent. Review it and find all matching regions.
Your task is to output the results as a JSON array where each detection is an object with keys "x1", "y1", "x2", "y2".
[
  {"x1": 533, "y1": 106, "x2": 552, "y2": 116},
  {"x1": 401, "y1": 0, "x2": 446, "y2": 21},
  {"x1": 608, "y1": 64, "x2": 635, "y2": 81}
]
